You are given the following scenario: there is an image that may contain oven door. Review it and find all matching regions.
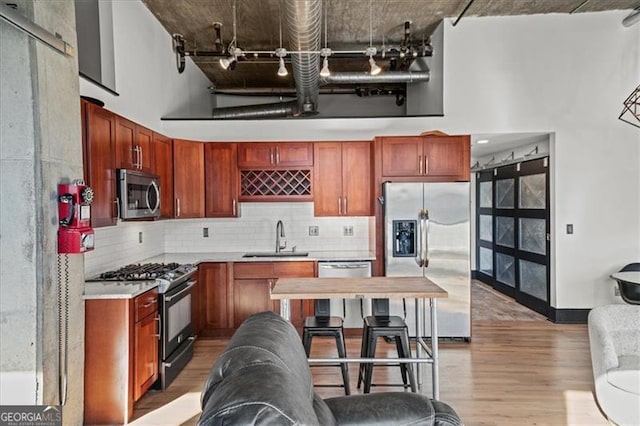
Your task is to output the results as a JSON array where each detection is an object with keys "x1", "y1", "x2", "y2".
[{"x1": 161, "y1": 279, "x2": 195, "y2": 360}]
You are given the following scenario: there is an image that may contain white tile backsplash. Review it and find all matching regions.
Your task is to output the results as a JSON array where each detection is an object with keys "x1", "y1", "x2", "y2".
[{"x1": 84, "y1": 202, "x2": 372, "y2": 276}]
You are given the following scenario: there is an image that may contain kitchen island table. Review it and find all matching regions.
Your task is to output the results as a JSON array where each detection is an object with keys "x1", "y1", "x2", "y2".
[{"x1": 270, "y1": 276, "x2": 448, "y2": 398}]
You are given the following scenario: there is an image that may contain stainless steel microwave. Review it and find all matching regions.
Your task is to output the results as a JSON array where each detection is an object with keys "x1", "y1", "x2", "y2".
[{"x1": 117, "y1": 169, "x2": 161, "y2": 220}]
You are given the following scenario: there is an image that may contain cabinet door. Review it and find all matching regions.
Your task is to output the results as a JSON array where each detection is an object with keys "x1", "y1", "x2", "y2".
[
  {"x1": 152, "y1": 133, "x2": 174, "y2": 218},
  {"x1": 313, "y1": 142, "x2": 343, "y2": 216},
  {"x1": 201, "y1": 263, "x2": 233, "y2": 333},
  {"x1": 115, "y1": 116, "x2": 136, "y2": 169},
  {"x1": 173, "y1": 139, "x2": 205, "y2": 218},
  {"x1": 342, "y1": 141, "x2": 372, "y2": 216},
  {"x1": 233, "y1": 279, "x2": 279, "y2": 328},
  {"x1": 85, "y1": 103, "x2": 118, "y2": 227},
  {"x1": 205, "y1": 143, "x2": 238, "y2": 217},
  {"x1": 275, "y1": 143, "x2": 313, "y2": 167},
  {"x1": 134, "y1": 312, "x2": 159, "y2": 401},
  {"x1": 424, "y1": 136, "x2": 470, "y2": 181},
  {"x1": 381, "y1": 137, "x2": 423, "y2": 177},
  {"x1": 237, "y1": 143, "x2": 275, "y2": 168},
  {"x1": 136, "y1": 125, "x2": 154, "y2": 172}
]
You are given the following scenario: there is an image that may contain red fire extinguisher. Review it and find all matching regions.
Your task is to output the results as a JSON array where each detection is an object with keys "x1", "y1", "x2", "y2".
[{"x1": 57, "y1": 180, "x2": 95, "y2": 253}]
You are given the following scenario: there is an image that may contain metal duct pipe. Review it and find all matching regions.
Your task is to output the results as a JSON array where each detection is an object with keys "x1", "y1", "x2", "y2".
[
  {"x1": 285, "y1": 0, "x2": 322, "y2": 115},
  {"x1": 211, "y1": 101, "x2": 299, "y2": 120},
  {"x1": 319, "y1": 71, "x2": 430, "y2": 85}
]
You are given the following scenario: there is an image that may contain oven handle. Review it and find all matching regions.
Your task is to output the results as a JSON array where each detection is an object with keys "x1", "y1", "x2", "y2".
[
  {"x1": 163, "y1": 336, "x2": 195, "y2": 368},
  {"x1": 164, "y1": 280, "x2": 196, "y2": 302}
]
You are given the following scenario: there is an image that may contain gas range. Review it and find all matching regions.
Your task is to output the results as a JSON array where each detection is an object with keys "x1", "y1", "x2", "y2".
[{"x1": 87, "y1": 262, "x2": 197, "y2": 293}]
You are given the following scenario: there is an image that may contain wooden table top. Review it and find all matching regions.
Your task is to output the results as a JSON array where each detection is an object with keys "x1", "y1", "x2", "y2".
[{"x1": 270, "y1": 276, "x2": 448, "y2": 300}]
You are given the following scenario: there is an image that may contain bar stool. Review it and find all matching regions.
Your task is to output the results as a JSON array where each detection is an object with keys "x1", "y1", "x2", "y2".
[
  {"x1": 357, "y1": 298, "x2": 416, "y2": 393},
  {"x1": 302, "y1": 299, "x2": 351, "y2": 395}
]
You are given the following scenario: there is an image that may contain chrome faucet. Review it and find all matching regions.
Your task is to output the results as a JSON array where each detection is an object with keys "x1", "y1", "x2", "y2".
[{"x1": 275, "y1": 220, "x2": 287, "y2": 253}]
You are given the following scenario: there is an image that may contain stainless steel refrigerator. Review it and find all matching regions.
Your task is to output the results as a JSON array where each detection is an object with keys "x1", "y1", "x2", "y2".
[{"x1": 384, "y1": 182, "x2": 471, "y2": 338}]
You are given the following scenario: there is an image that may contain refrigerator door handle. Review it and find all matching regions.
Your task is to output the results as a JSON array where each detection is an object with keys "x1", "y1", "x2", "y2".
[
  {"x1": 415, "y1": 209, "x2": 424, "y2": 267},
  {"x1": 421, "y1": 209, "x2": 430, "y2": 267}
]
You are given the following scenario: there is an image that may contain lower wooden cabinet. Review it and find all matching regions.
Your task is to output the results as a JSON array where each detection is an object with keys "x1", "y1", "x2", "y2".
[
  {"x1": 198, "y1": 261, "x2": 314, "y2": 337},
  {"x1": 84, "y1": 289, "x2": 158, "y2": 424}
]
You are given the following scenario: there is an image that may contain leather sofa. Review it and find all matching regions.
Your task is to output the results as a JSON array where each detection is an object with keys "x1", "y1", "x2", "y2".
[
  {"x1": 198, "y1": 311, "x2": 462, "y2": 425},
  {"x1": 588, "y1": 304, "x2": 640, "y2": 425}
]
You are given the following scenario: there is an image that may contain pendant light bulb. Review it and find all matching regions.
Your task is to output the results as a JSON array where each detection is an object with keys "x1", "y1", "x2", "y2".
[
  {"x1": 277, "y1": 57, "x2": 288, "y2": 77},
  {"x1": 320, "y1": 57, "x2": 331, "y2": 77},
  {"x1": 369, "y1": 56, "x2": 381, "y2": 75},
  {"x1": 220, "y1": 57, "x2": 232, "y2": 70}
]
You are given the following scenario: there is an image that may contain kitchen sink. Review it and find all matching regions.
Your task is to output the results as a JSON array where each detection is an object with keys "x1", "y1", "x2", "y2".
[{"x1": 242, "y1": 251, "x2": 309, "y2": 258}]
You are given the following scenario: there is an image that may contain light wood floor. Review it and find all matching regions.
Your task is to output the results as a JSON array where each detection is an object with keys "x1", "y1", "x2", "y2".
[{"x1": 131, "y1": 281, "x2": 606, "y2": 426}]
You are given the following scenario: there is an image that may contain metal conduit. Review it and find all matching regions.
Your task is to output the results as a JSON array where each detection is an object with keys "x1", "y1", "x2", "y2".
[
  {"x1": 285, "y1": 0, "x2": 322, "y2": 115},
  {"x1": 320, "y1": 71, "x2": 430, "y2": 85},
  {"x1": 211, "y1": 101, "x2": 299, "y2": 120}
]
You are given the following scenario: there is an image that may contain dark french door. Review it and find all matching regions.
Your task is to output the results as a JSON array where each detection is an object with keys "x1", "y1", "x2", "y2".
[{"x1": 476, "y1": 157, "x2": 550, "y2": 316}]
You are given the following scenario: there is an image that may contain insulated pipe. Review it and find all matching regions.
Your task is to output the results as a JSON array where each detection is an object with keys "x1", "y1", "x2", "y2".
[
  {"x1": 319, "y1": 71, "x2": 430, "y2": 85},
  {"x1": 211, "y1": 101, "x2": 299, "y2": 119},
  {"x1": 285, "y1": 0, "x2": 322, "y2": 115}
]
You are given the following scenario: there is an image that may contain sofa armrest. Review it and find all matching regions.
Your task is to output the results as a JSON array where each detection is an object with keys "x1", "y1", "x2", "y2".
[
  {"x1": 324, "y1": 393, "x2": 462, "y2": 426},
  {"x1": 588, "y1": 310, "x2": 621, "y2": 374}
]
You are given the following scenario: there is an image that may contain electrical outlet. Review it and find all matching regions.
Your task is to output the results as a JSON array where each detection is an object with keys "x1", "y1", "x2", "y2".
[
  {"x1": 203, "y1": 227, "x2": 209, "y2": 238},
  {"x1": 309, "y1": 226, "x2": 319, "y2": 236},
  {"x1": 566, "y1": 224, "x2": 574, "y2": 234},
  {"x1": 343, "y1": 225, "x2": 354, "y2": 237},
  {"x1": 138, "y1": 232, "x2": 143, "y2": 244}
]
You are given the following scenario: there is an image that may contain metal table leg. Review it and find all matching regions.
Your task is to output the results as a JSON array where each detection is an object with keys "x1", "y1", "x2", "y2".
[
  {"x1": 280, "y1": 299, "x2": 291, "y2": 321},
  {"x1": 430, "y1": 298, "x2": 439, "y2": 399}
]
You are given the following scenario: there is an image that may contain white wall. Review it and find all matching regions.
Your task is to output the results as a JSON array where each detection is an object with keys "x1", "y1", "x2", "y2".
[
  {"x1": 79, "y1": 0, "x2": 213, "y2": 130},
  {"x1": 160, "y1": 12, "x2": 640, "y2": 309}
]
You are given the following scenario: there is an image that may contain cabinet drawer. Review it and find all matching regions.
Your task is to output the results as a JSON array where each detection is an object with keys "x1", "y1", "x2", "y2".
[
  {"x1": 274, "y1": 262, "x2": 314, "y2": 277},
  {"x1": 134, "y1": 289, "x2": 158, "y2": 322},
  {"x1": 233, "y1": 263, "x2": 275, "y2": 279}
]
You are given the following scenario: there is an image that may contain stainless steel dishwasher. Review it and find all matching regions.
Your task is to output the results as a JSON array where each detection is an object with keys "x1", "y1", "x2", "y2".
[{"x1": 318, "y1": 261, "x2": 372, "y2": 328}]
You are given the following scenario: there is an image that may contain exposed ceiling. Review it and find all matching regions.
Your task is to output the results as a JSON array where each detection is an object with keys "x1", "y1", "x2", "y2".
[{"x1": 143, "y1": 0, "x2": 637, "y2": 93}]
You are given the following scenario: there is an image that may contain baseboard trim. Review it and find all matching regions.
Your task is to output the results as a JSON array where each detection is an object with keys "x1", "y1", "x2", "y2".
[{"x1": 548, "y1": 308, "x2": 589, "y2": 324}]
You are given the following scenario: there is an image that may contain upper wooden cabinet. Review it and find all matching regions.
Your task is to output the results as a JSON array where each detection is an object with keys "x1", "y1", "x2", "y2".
[
  {"x1": 82, "y1": 100, "x2": 118, "y2": 228},
  {"x1": 152, "y1": 132, "x2": 174, "y2": 218},
  {"x1": 173, "y1": 139, "x2": 205, "y2": 218},
  {"x1": 314, "y1": 141, "x2": 372, "y2": 216},
  {"x1": 205, "y1": 143, "x2": 239, "y2": 217},
  {"x1": 115, "y1": 116, "x2": 153, "y2": 172},
  {"x1": 380, "y1": 136, "x2": 470, "y2": 181},
  {"x1": 237, "y1": 142, "x2": 313, "y2": 168}
]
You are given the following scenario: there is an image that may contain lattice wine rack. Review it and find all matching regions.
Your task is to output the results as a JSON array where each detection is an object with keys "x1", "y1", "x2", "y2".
[{"x1": 240, "y1": 169, "x2": 312, "y2": 199}]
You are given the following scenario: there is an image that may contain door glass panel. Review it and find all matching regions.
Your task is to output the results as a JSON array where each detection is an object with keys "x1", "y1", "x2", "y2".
[
  {"x1": 520, "y1": 260, "x2": 547, "y2": 301},
  {"x1": 479, "y1": 214, "x2": 493, "y2": 242},
  {"x1": 479, "y1": 247, "x2": 493, "y2": 275},
  {"x1": 496, "y1": 179, "x2": 514, "y2": 209},
  {"x1": 479, "y1": 181, "x2": 492, "y2": 208},
  {"x1": 520, "y1": 173, "x2": 546, "y2": 209},
  {"x1": 495, "y1": 216, "x2": 514, "y2": 248},
  {"x1": 519, "y1": 218, "x2": 546, "y2": 255},
  {"x1": 496, "y1": 253, "x2": 515, "y2": 287}
]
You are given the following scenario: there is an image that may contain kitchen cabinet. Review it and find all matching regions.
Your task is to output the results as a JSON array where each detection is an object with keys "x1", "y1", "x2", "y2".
[
  {"x1": 199, "y1": 262, "x2": 234, "y2": 337},
  {"x1": 205, "y1": 143, "x2": 239, "y2": 217},
  {"x1": 314, "y1": 141, "x2": 372, "y2": 216},
  {"x1": 191, "y1": 276, "x2": 207, "y2": 336},
  {"x1": 84, "y1": 288, "x2": 159, "y2": 424},
  {"x1": 152, "y1": 132, "x2": 174, "y2": 218},
  {"x1": 237, "y1": 142, "x2": 313, "y2": 168},
  {"x1": 173, "y1": 139, "x2": 205, "y2": 218},
  {"x1": 115, "y1": 116, "x2": 153, "y2": 172},
  {"x1": 82, "y1": 100, "x2": 118, "y2": 227},
  {"x1": 232, "y1": 262, "x2": 315, "y2": 332},
  {"x1": 380, "y1": 136, "x2": 470, "y2": 181}
]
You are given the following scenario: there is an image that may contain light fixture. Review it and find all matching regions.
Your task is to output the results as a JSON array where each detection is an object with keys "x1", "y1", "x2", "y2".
[
  {"x1": 369, "y1": 56, "x2": 381, "y2": 75},
  {"x1": 219, "y1": 56, "x2": 235, "y2": 70},
  {"x1": 477, "y1": 139, "x2": 489, "y2": 144},
  {"x1": 319, "y1": 1, "x2": 331, "y2": 77},
  {"x1": 277, "y1": 57, "x2": 288, "y2": 77},
  {"x1": 366, "y1": 0, "x2": 381, "y2": 76}
]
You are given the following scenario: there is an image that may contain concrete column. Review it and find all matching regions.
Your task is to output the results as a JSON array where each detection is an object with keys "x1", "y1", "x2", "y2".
[{"x1": 1, "y1": 0, "x2": 84, "y2": 424}]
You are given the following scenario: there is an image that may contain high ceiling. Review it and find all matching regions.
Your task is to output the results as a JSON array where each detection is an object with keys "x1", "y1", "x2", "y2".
[{"x1": 142, "y1": 0, "x2": 637, "y2": 92}]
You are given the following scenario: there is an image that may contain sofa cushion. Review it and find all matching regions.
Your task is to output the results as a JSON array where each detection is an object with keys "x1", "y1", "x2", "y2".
[{"x1": 607, "y1": 355, "x2": 640, "y2": 394}]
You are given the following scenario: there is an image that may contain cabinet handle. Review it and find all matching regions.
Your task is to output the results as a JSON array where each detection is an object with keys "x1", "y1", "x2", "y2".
[
  {"x1": 424, "y1": 157, "x2": 429, "y2": 175},
  {"x1": 276, "y1": 146, "x2": 280, "y2": 164},
  {"x1": 139, "y1": 146, "x2": 143, "y2": 170},
  {"x1": 232, "y1": 199, "x2": 237, "y2": 216},
  {"x1": 142, "y1": 299, "x2": 157, "y2": 308},
  {"x1": 418, "y1": 155, "x2": 423, "y2": 174},
  {"x1": 343, "y1": 197, "x2": 347, "y2": 215},
  {"x1": 176, "y1": 198, "x2": 181, "y2": 217},
  {"x1": 338, "y1": 197, "x2": 342, "y2": 215},
  {"x1": 270, "y1": 149, "x2": 274, "y2": 165},
  {"x1": 113, "y1": 198, "x2": 120, "y2": 220}
]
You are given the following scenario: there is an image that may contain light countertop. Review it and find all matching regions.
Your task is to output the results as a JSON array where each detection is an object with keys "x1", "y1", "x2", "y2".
[{"x1": 83, "y1": 280, "x2": 157, "y2": 300}]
